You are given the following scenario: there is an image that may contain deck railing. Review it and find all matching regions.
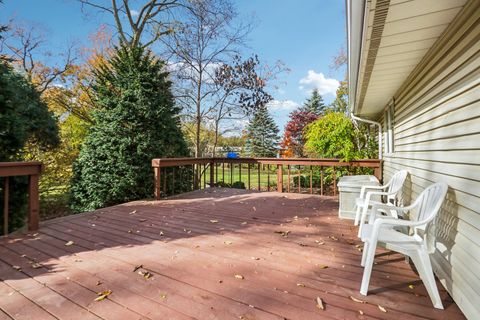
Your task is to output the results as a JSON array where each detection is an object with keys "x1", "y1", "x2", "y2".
[
  {"x1": 0, "y1": 161, "x2": 42, "y2": 235},
  {"x1": 152, "y1": 157, "x2": 382, "y2": 200}
]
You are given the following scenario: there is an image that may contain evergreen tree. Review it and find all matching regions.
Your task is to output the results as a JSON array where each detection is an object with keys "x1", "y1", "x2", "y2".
[
  {"x1": 70, "y1": 44, "x2": 189, "y2": 212},
  {"x1": 0, "y1": 60, "x2": 59, "y2": 234},
  {"x1": 245, "y1": 107, "x2": 279, "y2": 157},
  {"x1": 300, "y1": 89, "x2": 326, "y2": 115},
  {"x1": 330, "y1": 81, "x2": 348, "y2": 114}
]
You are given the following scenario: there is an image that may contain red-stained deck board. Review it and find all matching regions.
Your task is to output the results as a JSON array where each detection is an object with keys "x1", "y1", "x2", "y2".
[{"x1": 0, "y1": 188, "x2": 466, "y2": 320}]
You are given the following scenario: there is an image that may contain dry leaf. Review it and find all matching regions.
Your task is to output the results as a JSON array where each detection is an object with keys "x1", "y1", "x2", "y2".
[
  {"x1": 210, "y1": 219, "x2": 219, "y2": 223},
  {"x1": 350, "y1": 296, "x2": 365, "y2": 303},
  {"x1": 128, "y1": 230, "x2": 133, "y2": 233},
  {"x1": 133, "y1": 265, "x2": 143, "y2": 272},
  {"x1": 240, "y1": 222, "x2": 247, "y2": 225},
  {"x1": 296, "y1": 283, "x2": 305, "y2": 287},
  {"x1": 358, "y1": 310, "x2": 364, "y2": 315},
  {"x1": 95, "y1": 290, "x2": 112, "y2": 301},
  {"x1": 317, "y1": 264, "x2": 328, "y2": 269},
  {"x1": 315, "y1": 240, "x2": 325, "y2": 245},
  {"x1": 159, "y1": 231, "x2": 164, "y2": 236},
  {"x1": 31, "y1": 263, "x2": 42, "y2": 269},
  {"x1": 328, "y1": 236, "x2": 338, "y2": 241},
  {"x1": 96, "y1": 280, "x2": 102, "y2": 286},
  {"x1": 65, "y1": 241, "x2": 74, "y2": 246},
  {"x1": 234, "y1": 274, "x2": 244, "y2": 280},
  {"x1": 129, "y1": 210, "x2": 137, "y2": 215},
  {"x1": 274, "y1": 230, "x2": 290, "y2": 237},
  {"x1": 251, "y1": 257, "x2": 260, "y2": 260},
  {"x1": 298, "y1": 243, "x2": 307, "y2": 247},
  {"x1": 160, "y1": 293, "x2": 167, "y2": 299},
  {"x1": 316, "y1": 297, "x2": 325, "y2": 310},
  {"x1": 139, "y1": 218, "x2": 147, "y2": 222},
  {"x1": 378, "y1": 305, "x2": 387, "y2": 313},
  {"x1": 138, "y1": 270, "x2": 153, "y2": 279},
  {"x1": 224, "y1": 241, "x2": 233, "y2": 245},
  {"x1": 408, "y1": 284, "x2": 414, "y2": 289},
  {"x1": 12, "y1": 265, "x2": 21, "y2": 271},
  {"x1": 252, "y1": 206, "x2": 256, "y2": 211}
]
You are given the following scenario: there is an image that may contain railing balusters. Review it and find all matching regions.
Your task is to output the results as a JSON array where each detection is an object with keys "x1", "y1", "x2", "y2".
[
  {"x1": 3, "y1": 177, "x2": 9, "y2": 235},
  {"x1": 163, "y1": 168, "x2": 167, "y2": 194},
  {"x1": 172, "y1": 167, "x2": 175, "y2": 195},
  {"x1": 203, "y1": 163, "x2": 206, "y2": 189},
  {"x1": 298, "y1": 166, "x2": 301, "y2": 193},
  {"x1": 287, "y1": 165, "x2": 290, "y2": 193},
  {"x1": 257, "y1": 164, "x2": 261, "y2": 191},
  {"x1": 310, "y1": 166, "x2": 313, "y2": 194},
  {"x1": 267, "y1": 164, "x2": 270, "y2": 191},
  {"x1": 230, "y1": 163, "x2": 233, "y2": 186},
  {"x1": 239, "y1": 162, "x2": 242, "y2": 186},
  {"x1": 333, "y1": 166, "x2": 337, "y2": 196},
  {"x1": 247, "y1": 163, "x2": 251, "y2": 190},
  {"x1": 321, "y1": 166, "x2": 324, "y2": 196}
]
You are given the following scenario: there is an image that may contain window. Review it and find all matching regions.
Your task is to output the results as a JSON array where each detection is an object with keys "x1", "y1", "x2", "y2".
[{"x1": 384, "y1": 102, "x2": 395, "y2": 154}]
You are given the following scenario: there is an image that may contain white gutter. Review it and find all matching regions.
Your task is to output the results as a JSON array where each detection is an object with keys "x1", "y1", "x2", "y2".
[{"x1": 351, "y1": 114, "x2": 382, "y2": 160}]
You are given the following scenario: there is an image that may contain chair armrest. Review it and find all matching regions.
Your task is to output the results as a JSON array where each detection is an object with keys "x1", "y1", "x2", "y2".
[{"x1": 359, "y1": 185, "x2": 387, "y2": 198}]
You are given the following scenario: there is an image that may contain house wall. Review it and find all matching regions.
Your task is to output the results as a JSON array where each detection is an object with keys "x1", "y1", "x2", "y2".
[{"x1": 376, "y1": 2, "x2": 480, "y2": 318}]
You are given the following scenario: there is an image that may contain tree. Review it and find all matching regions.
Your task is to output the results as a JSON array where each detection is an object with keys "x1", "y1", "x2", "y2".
[
  {"x1": 304, "y1": 112, "x2": 375, "y2": 161},
  {"x1": 245, "y1": 107, "x2": 279, "y2": 157},
  {"x1": 280, "y1": 110, "x2": 318, "y2": 157},
  {"x1": 330, "y1": 80, "x2": 348, "y2": 114},
  {"x1": 70, "y1": 44, "x2": 189, "y2": 212},
  {"x1": 77, "y1": 0, "x2": 178, "y2": 49},
  {"x1": 300, "y1": 89, "x2": 326, "y2": 115},
  {"x1": 162, "y1": 0, "x2": 253, "y2": 157},
  {"x1": 0, "y1": 60, "x2": 59, "y2": 233}
]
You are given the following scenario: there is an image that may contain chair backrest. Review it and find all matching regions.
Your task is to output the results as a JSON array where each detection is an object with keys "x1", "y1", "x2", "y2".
[
  {"x1": 386, "y1": 170, "x2": 408, "y2": 203},
  {"x1": 411, "y1": 182, "x2": 448, "y2": 231}
]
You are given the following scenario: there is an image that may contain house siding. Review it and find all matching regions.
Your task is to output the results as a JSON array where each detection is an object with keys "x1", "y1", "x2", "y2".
[{"x1": 376, "y1": 2, "x2": 480, "y2": 318}]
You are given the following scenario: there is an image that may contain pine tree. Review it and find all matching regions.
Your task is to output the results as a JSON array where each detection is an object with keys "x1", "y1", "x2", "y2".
[
  {"x1": 70, "y1": 44, "x2": 189, "y2": 212},
  {"x1": 301, "y1": 89, "x2": 326, "y2": 115},
  {"x1": 245, "y1": 107, "x2": 279, "y2": 157}
]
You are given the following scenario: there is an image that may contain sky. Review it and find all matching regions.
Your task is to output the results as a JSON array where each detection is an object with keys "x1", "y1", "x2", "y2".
[{"x1": 1, "y1": 0, "x2": 347, "y2": 132}]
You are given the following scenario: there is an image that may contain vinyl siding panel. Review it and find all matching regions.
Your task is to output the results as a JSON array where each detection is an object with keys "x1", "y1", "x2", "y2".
[{"x1": 377, "y1": 4, "x2": 480, "y2": 318}]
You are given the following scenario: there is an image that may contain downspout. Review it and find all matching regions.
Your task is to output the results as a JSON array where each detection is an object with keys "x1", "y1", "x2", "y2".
[{"x1": 350, "y1": 114, "x2": 382, "y2": 160}]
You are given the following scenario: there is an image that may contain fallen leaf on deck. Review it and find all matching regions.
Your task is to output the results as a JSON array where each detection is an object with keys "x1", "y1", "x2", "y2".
[
  {"x1": 316, "y1": 297, "x2": 325, "y2": 310},
  {"x1": 251, "y1": 257, "x2": 260, "y2": 260},
  {"x1": 240, "y1": 222, "x2": 247, "y2": 225},
  {"x1": 346, "y1": 240, "x2": 355, "y2": 245},
  {"x1": 210, "y1": 220, "x2": 219, "y2": 223},
  {"x1": 296, "y1": 283, "x2": 305, "y2": 287},
  {"x1": 378, "y1": 305, "x2": 387, "y2": 313},
  {"x1": 160, "y1": 293, "x2": 167, "y2": 299},
  {"x1": 95, "y1": 290, "x2": 112, "y2": 301},
  {"x1": 350, "y1": 296, "x2": 365, "y2": 303},
  {"x1": 139, "y1": 219, "x2": 147, "y2": 222},
  {"x1": 358, "y1": 310, "x2": 364, "y2": 315},
  {"x1": 12, "y1": 265, "x2": 21, "y2": 271},
  {"x1": 65, "y1": 241, "x2": 74, "y2": 246},
  {"x1": 31, "y1": 263, "x2": 42, "y2": 269},
  {"x1": 252, "y1": 206, "x2": 256, "y2": 211},
  {"x1": 159, "y1": 231, "x2": 164, "y2": 236},
  {"x1": 234, "y1": 274, "x2": 244, "y2": 280},
  {"x1": 298, "y1": 243, "x2": 307, "y2": 247},
  {"x1": 328, "y1": 236, "x2": 338, "y2": 241},
  {"x1": 74, "y1": 259, "x2": 82, "y2": 262},
  {"x1": 129, "y1": 210, "x2": 137, "y2": 215},
  {"x1": 274, "y1": 230, "x2": 290, "y2": 237},
  {"x1": 138, "y1": 270, "x2": 153, "y2": 279},
  {"x1": 128, "y1": 230, "x2": 133, "y2": 233},
  {"x1": 317, "y1": 264, "x2": 328, "y2": 269},
  {"x1": 224, "y1": 241, "x2": 233, "y2": 245},
  {"x1": 96, "y1": 280, "x2": 102, "y2": 286},
  {"x1": 133, "y1": 265, "x2": 143, "y2": 272},
  {"x1": 408, "y1": 284, "x2": 414, "y2": 289}
]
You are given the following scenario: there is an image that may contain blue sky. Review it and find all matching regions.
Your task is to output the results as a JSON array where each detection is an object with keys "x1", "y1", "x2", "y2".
[{"x1": 1, "y1": 0, "x2": 346, "y2": 131}]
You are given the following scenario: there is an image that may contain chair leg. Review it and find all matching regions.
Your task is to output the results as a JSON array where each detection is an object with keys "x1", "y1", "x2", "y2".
[
  {"x1": 360, "y1": 240, "x2": 377, "y2": 295},
  {"x1": 361, "y1": 242, "x2": 369, "y2": 267},
  {"x1": 410, "y1": 250, "x2": 444, "y2": 309},
  {"x1": 354, "y1": 204, "x2": 362, "y2": 226}
]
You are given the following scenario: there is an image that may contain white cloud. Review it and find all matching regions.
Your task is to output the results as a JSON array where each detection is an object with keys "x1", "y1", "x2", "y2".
[
  {"x1": 266, "y1": 99, "x2": 299, "y2": 111},
  {"x1": 130, "y1": 10, "x2": 139, "y2": 17},
  {"x1": 299, "y1": 70, "x2": 339, "y2": 96}
]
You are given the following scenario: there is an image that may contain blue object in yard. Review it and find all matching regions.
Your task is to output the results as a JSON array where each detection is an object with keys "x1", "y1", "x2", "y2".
[{"x1": 227, "y1": 152, "x2": 239, "y2": 158}]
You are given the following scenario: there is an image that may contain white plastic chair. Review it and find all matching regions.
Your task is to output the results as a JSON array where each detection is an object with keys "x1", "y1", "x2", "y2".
[
  {"x1": 354, "y1": 170, "x2": 408, "y2": 237},
  {"x1": 359, "y1": 182, "x2": 448, "y2": 309}
]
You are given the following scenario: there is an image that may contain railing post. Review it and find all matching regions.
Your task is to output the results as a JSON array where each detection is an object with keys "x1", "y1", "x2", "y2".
[
  {"x1": 277, "y1": 164, "x2": 283, "y2": 193},
  {"x1": 154, "y1": 166, "x2": 161, "y2": 200},
  {"x1": 209, "y1": 159, "x2": 215, "y2": 187},
  {"x1": 28, "y1": 173, "x2": 39, "y2": 231},
  {"x1": 374, "y1": 161, "x2": 383, "y2": 182}
]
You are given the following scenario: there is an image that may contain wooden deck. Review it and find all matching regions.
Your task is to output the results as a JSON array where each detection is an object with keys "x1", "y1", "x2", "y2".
[{"x1": 0, "y1": 188, "x2": 465, "y2": 320}]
